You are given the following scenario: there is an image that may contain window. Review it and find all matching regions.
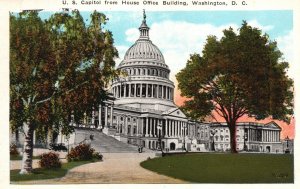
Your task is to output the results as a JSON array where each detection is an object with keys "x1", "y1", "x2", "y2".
[
  {"x1": 220, "y1": 135, "x2": 224, "y2": 141},
  {"x1": 128, "y1": 125, "x2": 131, "y2": 134},
  {"x1": 128, "y1": 117, "x2": 131, "y2": 122},
  {"x1": 113, "y1": 116, "x2": 116, "y2": 120},
  {"x1": 120, "y1": 117, "x2": 123, "y2": 121}
]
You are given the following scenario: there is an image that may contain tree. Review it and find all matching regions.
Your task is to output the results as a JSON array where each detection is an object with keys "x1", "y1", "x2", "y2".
[
  {"x1": 10, "y1": 10, "x2": 119, "y2": 174},
  {"x1": 176, "y1": 21, "x2": 293, "y2": 153}
]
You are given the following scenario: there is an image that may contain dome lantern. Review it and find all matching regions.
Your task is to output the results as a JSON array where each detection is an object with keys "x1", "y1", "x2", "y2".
[{"x1": 139, "y1": 9, "x2": 150, "y2": 40}]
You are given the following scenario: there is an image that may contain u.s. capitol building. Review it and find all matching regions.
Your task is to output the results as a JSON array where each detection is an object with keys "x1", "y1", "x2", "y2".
[{"x1": 99, "y1": 11, "x2": 198, "y2": 151}]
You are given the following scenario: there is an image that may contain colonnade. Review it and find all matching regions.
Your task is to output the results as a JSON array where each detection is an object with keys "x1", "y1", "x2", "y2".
[
  {"x1": 262, "y1": 129, "x2": 280, "y2": 142},
  {"x1": 112, "y1": 83, "x2": 174, "y2": 100},
  {"x1": 248, "y1": 128, "x2": 280, "y2": 142},
  {"x1": 98, "y1": 104, "x2": 114, "y2": 128},
  {"x1": 142, "y1": 118, "x2": 188, "y2": 138}
]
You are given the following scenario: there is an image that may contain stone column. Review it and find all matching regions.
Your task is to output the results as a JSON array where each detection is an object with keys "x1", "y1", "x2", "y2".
[
  {"x1": 146, "y1": 117, "x2": 149, "y2": 137},
  {"x1": 153, "y1": 118, "x2": 156, "y2": 137},
  {"x1": 136, "y1": 118, "x2": 139, "y2": 136},
  {"x1": 151, "y1": 84, "x2": 154, "y2": 98},
  {"x1": 170, "y1": 120, "x2": 172, "y2": 137},
  {"x1": 168, "y1": 120, "x2": 171, "y2": 137},
  {"x1": 98, "y1": 104, "x2": 102, "y2": 129},
  {"x1": 165, "y1": 119, "x2": 168, "y2": 137},
  {"x1": 129, "y1": 84, "x2": 131, "y2": 97},
  {"x1": 104, "y1": 106, "x2": 108, "y2": 127},
  {"x1": 91, "y1": 109, "x2": 95, "y2": 127},
  {"x1": 150, "y1": 118, "x2": 153, "y2": 137},
  {"x1": 172, "y1": 120, "x2": 175, "y2": 137},
  {"x1": 180, "y1": 121, "x2": 182, "y2": 137},
  {"x1": 124, "y1": 116, "x2": 127, "y2": 135},
  {"x1": 146, "y1": 83, "x2": 148, "y2": 97},
  {"x1": 116, "y1": 115, "x2": 119, "y2": 133},
  {"x1": 174, "y1": 121, "x2": 177, "y2": 137},
  {"x1": 140, "y1": 83, "x2": 142, "y2": 98},
  {"x1": 110, "y1": 105, "x2": 113, "y2": 127}
]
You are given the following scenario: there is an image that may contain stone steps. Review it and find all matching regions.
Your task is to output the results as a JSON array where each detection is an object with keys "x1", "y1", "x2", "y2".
[{"x1": 74, "y1": 128, "x2": 140, "y2": 153}]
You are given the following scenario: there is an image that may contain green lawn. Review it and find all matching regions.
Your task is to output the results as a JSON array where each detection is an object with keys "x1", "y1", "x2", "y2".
[
  {"x1": 140, "y1": 153, "x2": 293, "y2": 183},
  {"x1": 11, "y1": 159, "x2": 98, "y2": 182}
]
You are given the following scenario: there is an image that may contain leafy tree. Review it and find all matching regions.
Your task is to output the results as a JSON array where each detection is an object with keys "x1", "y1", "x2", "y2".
[
  {"x1": 10, "y1": 10, "x2": 119, "y2": 174},
  {"x1": 176, "y1": 21, "x2": 293, "y2": 153}
]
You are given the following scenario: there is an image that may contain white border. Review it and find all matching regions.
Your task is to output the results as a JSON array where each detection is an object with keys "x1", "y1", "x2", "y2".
[{"x1": 0, "y1": 0, "x2": 299, "y2": 189}]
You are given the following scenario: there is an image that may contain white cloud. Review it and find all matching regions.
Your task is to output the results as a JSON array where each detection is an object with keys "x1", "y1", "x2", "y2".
[
  {"x1": 247, "y1": 20, "x2": 274, "y2": 32},
  {"x1": 120, "y1": 19, "x2": 294, "y2": 81},
  {"x1": 115, "y1": 45, "x2": 129, "y2": 66},
  {"x1": 276, "y1": 30, "x2": 295, "y2": 79},
  {"x1": 125, "y1": 28, "x2": 139, "y2": 43}
]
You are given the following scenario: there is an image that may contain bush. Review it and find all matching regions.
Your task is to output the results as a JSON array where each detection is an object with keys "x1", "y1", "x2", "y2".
[
  {"x1": 39, "y1": 152, "x2": 61, "y2": 169},
  {"x1": 67, "y1": 143, "x2": 101, "y2": 162},
  {"x1": 10, "y1": 143, "x2": 19, "y2": 156},
  {"x1": 93, "y1": 152, "x2": 103, "y2": 161}
]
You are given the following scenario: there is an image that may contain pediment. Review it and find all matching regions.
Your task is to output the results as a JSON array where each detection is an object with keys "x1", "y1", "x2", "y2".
[
  {"x1": 162, "y1": 108, "x2": 187, "y2": 118},
  {"x1": 265, "y1": 121, "x2": 281, "y2": 130}
]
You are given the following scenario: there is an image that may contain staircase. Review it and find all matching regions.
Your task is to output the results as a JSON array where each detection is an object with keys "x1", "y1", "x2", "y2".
[{"x1": 74, "y1": 128, "x2": 140, "y2": 153}]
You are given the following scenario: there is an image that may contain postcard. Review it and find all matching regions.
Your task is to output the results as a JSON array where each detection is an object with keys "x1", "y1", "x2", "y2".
[{"x1": 0, "y1": 0, "x2": 299, "y2": 188}]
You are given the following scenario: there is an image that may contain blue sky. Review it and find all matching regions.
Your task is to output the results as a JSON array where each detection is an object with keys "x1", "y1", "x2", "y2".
[
  {"x1": 99, "y1": 11, "x2": 292, "y2": 47},
  {"x1": 38, "y1": 10, "x2": 294, "y2": 79}
]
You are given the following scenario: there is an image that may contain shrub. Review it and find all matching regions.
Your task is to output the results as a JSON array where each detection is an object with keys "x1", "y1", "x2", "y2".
[
  {"x1": 10, "y1": 143, "x2": 19, "y2": 156},
  {"x1": 67, "y1": 143, "x2": 100, "y2": 162},
  {"x1": 93, "y1": 152, "x2": 103, "y2": 161},
  {"x1": 39, "y1": 152, "x2": 61, "y2": 169}
]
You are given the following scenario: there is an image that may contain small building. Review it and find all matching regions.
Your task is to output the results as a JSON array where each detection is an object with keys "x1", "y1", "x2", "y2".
[{"x1": 210, "y1": 122, "x2": 282, "y2": 153}]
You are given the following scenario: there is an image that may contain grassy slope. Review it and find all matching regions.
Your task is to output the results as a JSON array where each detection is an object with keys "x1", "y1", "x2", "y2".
[{"x1": 140, "y1": 153, "x2": 293, "y2": 183}]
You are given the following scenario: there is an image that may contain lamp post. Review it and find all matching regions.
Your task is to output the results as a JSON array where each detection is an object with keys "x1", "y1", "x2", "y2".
[
  {"x1": 285, "y1": 136, "x2": 290, "y2": 154},
  {"x1": 210, "y1": 129, "x2": 217, "y2": 151}
]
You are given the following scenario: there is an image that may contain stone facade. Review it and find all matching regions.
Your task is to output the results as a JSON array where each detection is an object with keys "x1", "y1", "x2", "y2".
[{"x1": 210, "y1": 122, "x2": 283, "y2": 153}]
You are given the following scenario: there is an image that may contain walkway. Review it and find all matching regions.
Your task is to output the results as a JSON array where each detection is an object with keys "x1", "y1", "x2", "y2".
[{"x1": 13, "y1": 153, "x2": 187, "y2": 184}]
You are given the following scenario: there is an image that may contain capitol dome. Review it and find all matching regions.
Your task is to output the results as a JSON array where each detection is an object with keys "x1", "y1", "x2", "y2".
[
  {"x1": 111, "y1": 11, "x2": 176, "y2": 111},
  {"x1": 123, "y1": 40, "x2": 165, "y2": 63}
]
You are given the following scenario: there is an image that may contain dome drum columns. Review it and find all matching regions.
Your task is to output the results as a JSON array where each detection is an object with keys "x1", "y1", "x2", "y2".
[{"x1": 112, "y1": 83, "x2": 174, "y2": 101}]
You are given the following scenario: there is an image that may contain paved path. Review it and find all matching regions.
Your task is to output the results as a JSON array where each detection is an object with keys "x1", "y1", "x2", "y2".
[{"x1": 14, "y1": 153, "x2": 187, "y2": 184}]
